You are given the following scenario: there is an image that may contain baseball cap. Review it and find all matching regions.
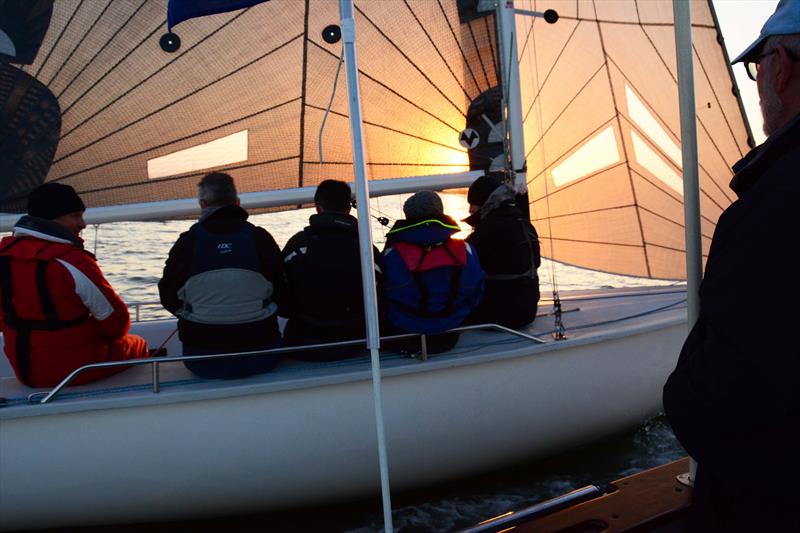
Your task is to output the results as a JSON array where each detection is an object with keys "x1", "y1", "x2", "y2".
[{"x1": 732, "y1": 0, "x2": 800, "y2": 64}]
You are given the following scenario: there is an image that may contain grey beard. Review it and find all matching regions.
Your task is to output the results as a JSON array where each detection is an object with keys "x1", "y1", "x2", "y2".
[{"x1": 760, "y1": 84, "x2": 783, "y2": 137}]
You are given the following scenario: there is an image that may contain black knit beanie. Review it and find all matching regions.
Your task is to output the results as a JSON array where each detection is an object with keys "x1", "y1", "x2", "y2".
[
  {"x1": 467, "y1": 175, "x2": 503, "y2": 207},
  {"x1": 403, "y1": 190, "x2": 443, "y2": 220},
  {"x1": 27, "y1": 183, "x2": 86, "y2": 220}
]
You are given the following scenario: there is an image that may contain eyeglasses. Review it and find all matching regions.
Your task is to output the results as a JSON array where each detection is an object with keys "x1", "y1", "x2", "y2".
[
  {"x1": 745, "y1": 47, "x2": 799, "y2": 81},
  {"x1": 745, "y1": 50, "x2": 776, "y2": 81}
]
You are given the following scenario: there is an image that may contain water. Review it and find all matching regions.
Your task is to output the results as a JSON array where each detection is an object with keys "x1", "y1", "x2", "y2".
[
  {"x1": 4, "y1": 192, "x2": 686, "y2": 531},
  {"x1": 85, "y1": 193, "x2": 673, "y2": 319}
]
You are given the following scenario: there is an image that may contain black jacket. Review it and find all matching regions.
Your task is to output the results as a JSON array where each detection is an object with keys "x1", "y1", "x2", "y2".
[
  {"x1": 466, "y1": 185, "x2": 541, "y2": 328},
  {"x1": 158, "y1": 204, "x2": 285, "y2": 350},
  {"x1": 663, "y1": 113, "x2": 800, "y2": 497},
  {"x1": 280, "y1": 211, "x2": 381, "y2": 342}
]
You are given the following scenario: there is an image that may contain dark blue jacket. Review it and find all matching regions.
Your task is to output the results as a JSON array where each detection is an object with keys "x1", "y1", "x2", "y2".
[
  {"x1": 382, "y1": 215, "x2": 484, "y2": 334},
  {"x1": 664, "y1": 112, "x2": 800, "y2": 498}
]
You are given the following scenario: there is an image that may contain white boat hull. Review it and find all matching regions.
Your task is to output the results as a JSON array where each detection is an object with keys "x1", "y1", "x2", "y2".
[{"x1": 0, "y1": 288, "x2": 686, "y2": 530}]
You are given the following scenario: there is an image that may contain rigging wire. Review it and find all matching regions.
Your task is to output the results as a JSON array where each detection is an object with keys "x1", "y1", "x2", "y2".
[
  {"x1": 92, "y1": 224, "x2": 100, "y2": 256},
  {"x1": 317, "y1": 47, "x2": 345, "y2": 166},
  {"x1": 524, "y1": 13, "x2": 564, "y2": 338},
  {"x1": 317, "y1": 46, "x2": 391, "y2": 233}
]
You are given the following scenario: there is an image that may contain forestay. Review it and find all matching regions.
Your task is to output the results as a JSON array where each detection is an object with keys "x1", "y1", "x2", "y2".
[{"x1": 514, "y1": 0, "x2": 752, "y2": 279}]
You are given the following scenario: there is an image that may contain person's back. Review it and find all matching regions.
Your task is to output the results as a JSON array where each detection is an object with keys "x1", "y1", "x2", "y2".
[
  {"x1": 0, "y1": 183, "x2": 149, "y2": 387},
  {"x1": 159, "y1": 172, "x2": 284, "y2": 379},
  {"x1": 663, "y1": 3, "x2": 800, "y2": 530},
  {"x1": 465, "y1": 175, "x2": 540, "y2": 328},
  {"x1": 382, "y1": 191, "x2": 484, "y2": 354},
  {"x1": 281, "y1": 180, "x2": 380, "y2": 361}
]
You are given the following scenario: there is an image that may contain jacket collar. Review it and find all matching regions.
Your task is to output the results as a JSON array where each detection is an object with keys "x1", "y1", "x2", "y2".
[
  {"x1": 730, "y1": 112, "x2": 800, "y2": 197},
  {"x1": 308, "y1": 211, "x2": 358, "y2": 233},
  {"x1": 199, "y1": 203, "x2": 249, "y2": 223},
  {"x1": 13, "y1": 215, "x2": 83, "y2": 248},
  {"x1": 464, "y1": 184, "x2": 517, "y2": 227},
  {"x1": 386, "y1": 214, "x2": 460, "y2": 245}
]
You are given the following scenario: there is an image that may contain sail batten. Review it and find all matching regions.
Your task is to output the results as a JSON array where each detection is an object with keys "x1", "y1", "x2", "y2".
[
  {"x1": 515, "y1": 0, "x2": 750, "y2": 280},
  {"x1": 1, "y1": 0, "x2": 751, "y2": 281}
]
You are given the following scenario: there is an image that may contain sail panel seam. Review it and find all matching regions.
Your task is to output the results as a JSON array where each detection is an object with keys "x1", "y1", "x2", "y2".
[
  {"x1": 50, "y1": 98, "x2": 300, "y2": 183},
  {"x1": 523, "y1": 64, "x2": 607, "y2": 160},
  {"x1": 484, "y1": 14, "x2": 499, "y2": 83},
  {"x1": 402, "y1": 0, "x2": 469, "y2": 100},
  {"x1": 466, "y1": 19, "x2": 491, "y2": 89},
  {"x1": 67, "y1": 155, "x2": 301, "y2": 196},
  {"x1": 355, "y1": 5, "x2": 466, "y2": 118},
  {"x1": 33, "y1": 0, "x2": 88, "y2": 79},
  {"x1": 305, "y1": 104, "x2": 467, "y2": 155},
  {"x1": 608, "y1": 60, "x2": 734, "y2": 209},
  {"x1": 56, "y1": 33, "x2": 304, "y2": 164},
  {"x1": 630, "y1": 169, "x2": 720, "y2": 228},
  {"x1": 61, "y1": 8, "x2": 165, "y2": 116},
  {"x1": 309, "y1": 40, "x2": 462, "y2": 132},
  {"x1": 521, "y1": 20, "x2": 582, "y2": 125},
  {"x1": 435, "y1": 0, "x2": 481, "y2": 96},
  {"x1": 61, "y1": 9, "x2": 260, "y2": 131},
  {"x1": 46, "y1": 1, "x2": 114, "y2": 88},
  {"x1": 595, "y1": 0, "x2": 651, "y2": 277},
  {"x1": 55, "y1": 2, "x2": 146, "y2": 101}
]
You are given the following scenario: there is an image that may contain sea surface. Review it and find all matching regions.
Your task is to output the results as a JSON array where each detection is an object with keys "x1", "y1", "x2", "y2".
[{"x1": 5, "y1": 193, "x2": 686, "y2": 532}]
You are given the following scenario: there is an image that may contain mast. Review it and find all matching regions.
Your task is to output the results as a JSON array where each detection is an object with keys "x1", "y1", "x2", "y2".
[
  {"x1": 673, "y1": 0, "x2": 701, "y2": 484},
  {"x1": 498, "y1": 2, "x2": 566, "y2": 339},
  {"x1": 497, "y1": 0, "x2": 526, "y2": 190},
  {"x1": 338, "y1": 1, "x2": 394, "y2": 530}
]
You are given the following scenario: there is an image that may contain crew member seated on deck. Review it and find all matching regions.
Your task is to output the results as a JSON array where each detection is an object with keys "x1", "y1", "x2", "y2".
[
  {"x1": 280, "y1": 180, "x2": 382, "y2": 361},
  {"x1": 159, "y1": 172, "x2": 285, "y2": 379},
  {"x1": 464, "y1": 173, "x2": 541, "y2": 328},
  {"x1": 381, "y1": 191, "x2": 484, "y2": 354},
  {"x1": 0, "y1": 183, "x2": 150, "y2": 387}
]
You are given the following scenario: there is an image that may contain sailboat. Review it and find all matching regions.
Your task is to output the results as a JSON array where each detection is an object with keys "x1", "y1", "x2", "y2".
[{"x1": 0, "y1": 0, "x2": 750, "y2": 530}]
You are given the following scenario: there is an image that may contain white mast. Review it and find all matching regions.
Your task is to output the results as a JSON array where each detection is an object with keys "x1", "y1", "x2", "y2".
[
  {"x1": 338, "y1": 1, "x2": 394, "y2": 531},
  {"x1": 673, "y1": 0, "x2": 702, "y2": 484},
  {"x1": 497, "y1": 0, "x2": 527, "y2": 190}
]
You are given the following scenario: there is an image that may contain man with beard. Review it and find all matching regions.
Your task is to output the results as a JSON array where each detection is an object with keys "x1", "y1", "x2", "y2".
[{"x1": 663, "y1": 1, "x2": 800, "y2": 531}]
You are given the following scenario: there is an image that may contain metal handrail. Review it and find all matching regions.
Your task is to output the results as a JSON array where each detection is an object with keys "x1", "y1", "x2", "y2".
[
  {"x1": 27, "y1": 324, "x2": 545, "y2": 405},
  {"x1": 125, "y1": 301, "x2": 167, "y2": 323}
]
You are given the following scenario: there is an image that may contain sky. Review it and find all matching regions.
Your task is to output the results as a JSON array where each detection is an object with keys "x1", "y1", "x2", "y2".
[{"x1": 712, "y1": 0, "x2": 779, "y2": 144}]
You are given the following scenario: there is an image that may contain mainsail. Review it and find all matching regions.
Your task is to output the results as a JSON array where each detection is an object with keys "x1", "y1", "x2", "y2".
[
  {"x1": 514, "y1": 0, "x2": 752, "y2": 279},
  {"x1": 0, "y1": 0, "x2": 495, "y2": 211},
  {"x1": 1, "y1": 0, "x2": 752, "y2": 281}
]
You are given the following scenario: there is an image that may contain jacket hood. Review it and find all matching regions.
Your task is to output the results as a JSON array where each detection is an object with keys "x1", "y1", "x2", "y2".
[
  {"x1": 386, "y1": 214, "x2": 460, "y2": 246},
  {"x1": 11, "y1": 215, "x2": 84, "y2": 249},
  {"x1": 464, "y1": 184, "x2": 517, "y2": 227}
]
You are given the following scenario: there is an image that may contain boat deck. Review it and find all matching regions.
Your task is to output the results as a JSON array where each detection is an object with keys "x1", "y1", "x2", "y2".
[{"x1": 0, "y1": 286, "x2": 687, "y2": 418}]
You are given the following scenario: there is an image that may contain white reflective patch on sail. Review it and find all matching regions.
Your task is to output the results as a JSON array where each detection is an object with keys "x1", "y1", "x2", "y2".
[
  {"x1": 631, "y1": 131, "x2": 683, "y2": 195},
  {"x1": 147, "y1": 130, "x2": 249, "y2": 180},
  {"x1": 625, "y1": 85, "x2": 682, "y2": 166},
  {"x1": 551, "y1": 126, "x2": 620, "y2": 187}
]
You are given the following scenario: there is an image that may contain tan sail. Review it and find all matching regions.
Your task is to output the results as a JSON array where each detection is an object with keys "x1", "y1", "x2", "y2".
[
  {"x1": 2, "y1": 0, "x2": 496, "y2": 211},
  {"x1": 515, "y1": 0, "x2": 751, "y2": 279}
]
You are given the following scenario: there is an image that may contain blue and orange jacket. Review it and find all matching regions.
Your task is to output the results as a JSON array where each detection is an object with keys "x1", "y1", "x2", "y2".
[{"x1": 382, "y1": 215, "x2": 484, "y2": 334}]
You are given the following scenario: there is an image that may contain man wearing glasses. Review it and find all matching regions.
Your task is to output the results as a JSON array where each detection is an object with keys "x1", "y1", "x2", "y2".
[{"x1": 664, "y1": 1, "x2": 800, "y2": 531}]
